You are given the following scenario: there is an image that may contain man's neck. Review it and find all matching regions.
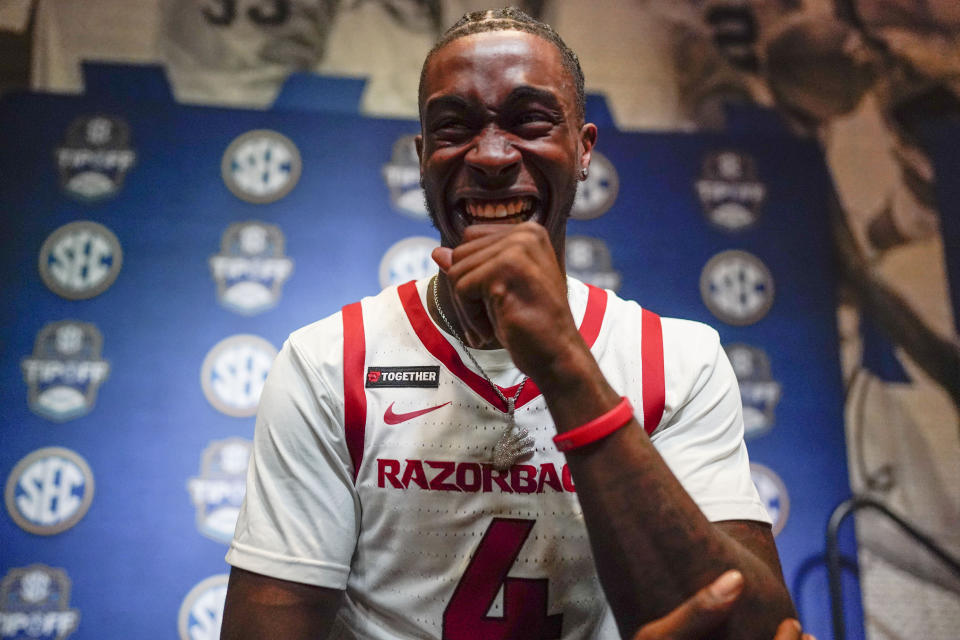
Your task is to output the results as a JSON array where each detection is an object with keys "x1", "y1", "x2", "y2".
[{"x1": 429, "y1": 273, "x2": 503, "y2": 350}]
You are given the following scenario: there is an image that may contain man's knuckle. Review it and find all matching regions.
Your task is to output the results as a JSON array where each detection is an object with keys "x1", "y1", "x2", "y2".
[
  {"x1": 489, "y1": 280, "x2": 508, "y2": 299},
  {"x1": 505, "y1": 242, "x2": 536, "y2": 265},
  {"x1": 453, "y1": 277, "x2": 471, "y2": 294}
]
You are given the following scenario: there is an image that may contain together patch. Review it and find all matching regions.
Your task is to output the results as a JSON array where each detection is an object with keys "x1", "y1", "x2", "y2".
[{"x1": 366, "y1": 366, "x2": 440, "y2": 388}]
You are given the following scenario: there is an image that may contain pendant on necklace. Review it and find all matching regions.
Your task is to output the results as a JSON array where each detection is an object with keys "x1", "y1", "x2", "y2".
[{"x1": 492, "y1": 397, "x2": 536, "y2": 471}]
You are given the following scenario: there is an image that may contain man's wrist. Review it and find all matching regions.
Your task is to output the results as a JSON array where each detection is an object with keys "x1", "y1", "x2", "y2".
[
  {"x1": 529, "y1": 336, "x2": 597, "y2": 394},
  {"x1": 532, "y1": 339, "x2": 622, "y2": 433},
  {"x1": 554, "y1": 397, "x2": 634, "y2": 451}
]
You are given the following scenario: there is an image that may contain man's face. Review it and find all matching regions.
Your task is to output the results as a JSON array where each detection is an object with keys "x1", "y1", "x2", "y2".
[{"x1": 416, "y1": 30, "x2": 596, "y2": 261}]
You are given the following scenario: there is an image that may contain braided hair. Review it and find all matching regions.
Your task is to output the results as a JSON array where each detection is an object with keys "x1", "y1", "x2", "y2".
[{"x1": 418, "y1": 7, "x2": 586, "y2": 123}]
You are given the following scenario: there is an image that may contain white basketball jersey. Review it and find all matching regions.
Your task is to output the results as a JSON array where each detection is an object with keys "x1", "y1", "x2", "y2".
[{"x1": 227, "y1": 277, "x2": 768, "y2": 640}]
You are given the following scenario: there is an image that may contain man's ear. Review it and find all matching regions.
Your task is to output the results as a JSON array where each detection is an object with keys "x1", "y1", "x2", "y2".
[
  {"x1": 415, "y1": 134, "x2": 424, "y2": 187},
  {"x1": 579, "y1": 123, "x2": 598, "y2": 175}
]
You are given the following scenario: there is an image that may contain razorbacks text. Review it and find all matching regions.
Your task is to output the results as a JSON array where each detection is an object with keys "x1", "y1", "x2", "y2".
[{"x1": 377, "y1": 458, "x2": 576, "y2": 494}]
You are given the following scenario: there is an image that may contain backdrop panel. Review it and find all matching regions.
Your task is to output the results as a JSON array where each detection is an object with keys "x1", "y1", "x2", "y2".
[{"x1": 0, "y1": 64, "x2": 859, "y2": 639}]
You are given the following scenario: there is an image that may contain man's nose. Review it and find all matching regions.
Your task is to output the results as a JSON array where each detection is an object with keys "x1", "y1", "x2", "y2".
[{"x1": 465, "y1": 127, "x2": 520, "y2": 177}]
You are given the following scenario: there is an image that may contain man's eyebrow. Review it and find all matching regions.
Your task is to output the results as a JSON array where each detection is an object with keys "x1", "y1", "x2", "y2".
[
  {"x1": 424, "y1": 95, "x2": 470, "y2": 116},
  {"x1": 503, "y1": 86, "x2": 562, "y2": 109},
  {"x1": 424, "y1": 86, "x2": 563, "y2": 116}
]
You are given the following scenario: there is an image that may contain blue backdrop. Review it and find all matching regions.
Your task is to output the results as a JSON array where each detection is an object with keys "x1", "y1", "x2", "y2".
[{"x1": 0, "y1": 64, "x2": 860, "y2": 639}]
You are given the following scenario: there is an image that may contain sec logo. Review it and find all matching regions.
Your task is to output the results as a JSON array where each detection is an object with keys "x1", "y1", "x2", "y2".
[
  {"x1": 178, "y1": 575, "x2": 229, "y2": 640},
  {"x1": 382, "y1": 134, "x2": 428, "y2": 220},
  {"x1": 209, "y1": 221, "x2": 294, "y2": 315},
  {"x1": 378, "y1": 236, "x2": 439, "y2": 289},
  {"x1": 200, "y1": 335, "x2": 277, "y2": 417},
  {"x1": 699, "y1": 250, "x2": 775, "y2": 326},
  {"x1": 0, "y1": 564, "x2": 80, "y2": 639},
  {"x1": 4, "y1": 447, "x2": 95, "y2": 536},
  {"x1": 695, "y1": 150, "x2": 766, "y2": 231},
  {"x1": 725, "y1": 343, "x2": 781, "y2": 439},
  {"x1": 39, "y1": 221, "x2": 123, "y2": 300},
  {"x1": 565, "y1": 235, "x2": 621, "y2": 291},
  {"x1": 221, "y1": 130, "x2": 301, "y2": 204},
  {"x1": 750, "y1": 463, "x2": 790, "y2": 537},
  {"x1": 54, "y1": 114, "x2": 137, "y2": 201},
  {"x1": 571, "y1": 151, "x2": 618, "y2": 220},
  {"x1": 21, "y1": 321, "x2": 110, "y2": 422},
  {"x1": 187, "y1": 438, "x2": 251, "y2": 544}
]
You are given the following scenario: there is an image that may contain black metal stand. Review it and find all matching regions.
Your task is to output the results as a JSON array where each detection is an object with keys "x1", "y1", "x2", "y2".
[{"x1": 826, "y1": 496, "x2": 960, "y2": 640}]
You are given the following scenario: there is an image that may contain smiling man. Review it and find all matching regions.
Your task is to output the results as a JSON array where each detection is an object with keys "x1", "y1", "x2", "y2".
[{"x1": 221, "y1": 8, "x2": 797, "y2": 640}]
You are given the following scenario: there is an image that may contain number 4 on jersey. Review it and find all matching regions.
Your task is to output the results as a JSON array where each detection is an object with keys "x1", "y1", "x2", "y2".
[{"x1": 443, "y1": 518, "x2": 563, "y2": 639}]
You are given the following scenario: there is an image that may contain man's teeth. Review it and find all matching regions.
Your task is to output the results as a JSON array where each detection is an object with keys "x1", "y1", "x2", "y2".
[{"x1": 465, "y1": 198, "x2": 534, "y2": 219}]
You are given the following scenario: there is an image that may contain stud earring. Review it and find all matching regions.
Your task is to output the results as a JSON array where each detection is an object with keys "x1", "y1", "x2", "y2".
[{"x1": 580, "y1": 168, "x2": 588, "y2": 180}]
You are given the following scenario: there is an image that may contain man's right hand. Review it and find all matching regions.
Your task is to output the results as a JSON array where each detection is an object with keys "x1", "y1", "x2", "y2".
[{"x1": 632, "y1": 570, "x2": 814, "y2": 640}]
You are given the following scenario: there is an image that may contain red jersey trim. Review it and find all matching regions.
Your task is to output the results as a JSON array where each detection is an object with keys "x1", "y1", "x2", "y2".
[
  {"x1": 640, "y1": 308, "x2": 665, "y2": 434},
  {"x1": 397, "y1": 280, "x2": 608, "y2": 413},
  {"x1": 342, "y1": 301, "x2": 367, "y2": 482}
]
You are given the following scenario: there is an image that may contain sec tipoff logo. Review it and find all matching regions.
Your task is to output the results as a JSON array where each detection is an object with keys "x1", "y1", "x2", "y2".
[
  {"x1": 177, "y1": 575, "x2": 229, "y2": 640},
  {"x1": 221, "y1": 130, "x2": 301, "y2": 203},
  {"x1": 750, "y1": 463, "x2": 789, "y2": 537},
  {"x1": 38, "y1": 221, "x2": 123, "y2": 300},
  {"x1": 4, "y1": 447, "x2": 94, "y2": 536},
  {"x1": 200, "y1": 335, "x2": 277, "y2": 417},
  {"x1": 187, "y1": 438, "x2": 251, "y2": 544},
  {"x1": 695, "y1": 150, "x2": 766, "y2": 231},
  {"x1": 54, "y1": 114, "x2": 136, "y2": 201},
  {"x1": 378, "y1": 236, "x2": 440, "y2": 289},
  {"x1": 565, "y1": 235, "x2": 621, "y2": 291},
  {"x1": 0, "y1": 565, "x2": 80, "y2": 639},
  {"x1": 571, "y1": 151, "x2": 618, "y2": 220},
  {"x1": 21, "y1": 321, "x2": 110, "y2": 422},
  {"x1": 725, "y1": 344, "x2": 781, "y2": 439},
  {"x1": 209, "y1": 221, "x2": 294, "y2": 315},
  {"x1": 382, "y1": 134, "x2": 428, "y2": 220},
  {"x1": 700, "y1": 250, "x2": 775, "y2": 326}
]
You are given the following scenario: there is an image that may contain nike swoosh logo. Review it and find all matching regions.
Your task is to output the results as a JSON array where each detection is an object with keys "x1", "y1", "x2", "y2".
[{"x1": 384, "y1": 401, "x2": 451, "y2": 425}]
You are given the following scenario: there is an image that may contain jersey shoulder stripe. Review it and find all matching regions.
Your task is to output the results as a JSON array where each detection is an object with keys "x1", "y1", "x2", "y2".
[
  {"x1": 640, "y1": 308, "x2": 664, "y2": 434},
  {"x1": 342, "y1": 300, "x2": 366, "y2": 482}
]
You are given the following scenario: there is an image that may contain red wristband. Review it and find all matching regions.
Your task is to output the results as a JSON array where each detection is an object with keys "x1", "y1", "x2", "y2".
[{"x1": 553, "y1": 397, "x2": 634, "y2": 452}]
